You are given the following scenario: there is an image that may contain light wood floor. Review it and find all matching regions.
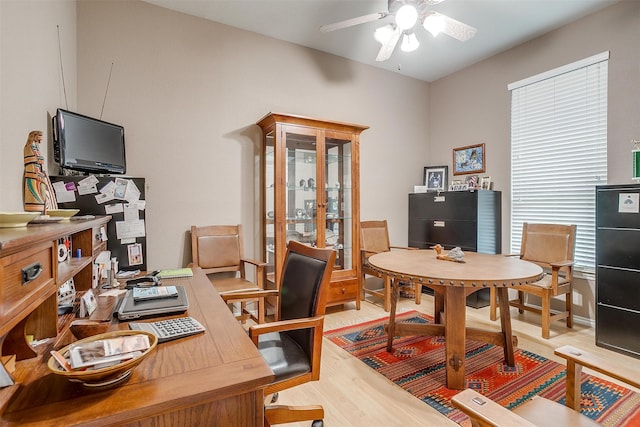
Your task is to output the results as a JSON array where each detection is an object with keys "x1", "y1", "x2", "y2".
[{"x1": 253, "y1": 292, "x2": 640, "y2": 427}]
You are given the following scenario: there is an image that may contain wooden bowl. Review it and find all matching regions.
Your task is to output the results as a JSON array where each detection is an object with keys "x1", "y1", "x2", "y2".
[
  {"x1": 47, "y1": 209, "x2": 80, "y2": 221},
  {"x1": 47, "y1": 330, "x2": 157, "y2": 385}
]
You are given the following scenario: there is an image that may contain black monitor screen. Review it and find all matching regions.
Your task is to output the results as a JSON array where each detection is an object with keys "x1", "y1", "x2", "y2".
[{"x1": 55, "y1": 109, "x2": 126, "y2": 174}]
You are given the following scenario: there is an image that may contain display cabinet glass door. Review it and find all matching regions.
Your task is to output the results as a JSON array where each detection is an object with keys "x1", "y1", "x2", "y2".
[
  {"x1": 285, "y1": 129, "x2": 318, "y2": 248},
  {"x1": 325, "y1": 133, "x2": 353, "y2": 271},
  {"x1": 265, "y1": 129, "x2": 276, "y2": 279}
]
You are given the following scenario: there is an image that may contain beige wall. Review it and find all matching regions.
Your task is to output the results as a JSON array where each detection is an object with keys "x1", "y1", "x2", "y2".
[
  {"x1": 0, "y1": 0, "x2": 76, "y2": 204},
  {"x1": 428, "y1": 0, "x2": 640, "y2": 321},
  {"x1": 74, "y1": 0, "x2": 430, "y2": 268}
]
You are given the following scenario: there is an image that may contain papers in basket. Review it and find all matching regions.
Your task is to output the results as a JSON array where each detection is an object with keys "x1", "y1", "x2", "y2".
[{"x1": 68, "y1": 334, "x2": 150, "y2": 370}]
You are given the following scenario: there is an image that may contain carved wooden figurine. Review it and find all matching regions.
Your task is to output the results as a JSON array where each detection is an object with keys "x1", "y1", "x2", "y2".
[
  {"x1": 432, "y1": 244, "x2": 466, "y2": 263},
  {"x1": 23, "y1": 130, "x2": 57, "y2": 213}
]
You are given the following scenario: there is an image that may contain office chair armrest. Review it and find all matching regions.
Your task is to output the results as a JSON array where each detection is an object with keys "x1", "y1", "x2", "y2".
[
  {"x1": 248, "y1": 316, "x2": 324, "y2": 346},
  {"x1": 549, "y1": 260, "x2": 574, "y2": 269},
  {"x1": 452, "y1": 389, "x2": 538, "y2": 427},
  {"x1": 555, "y1": 345, "x2": 640, "y2": 405},
  {"x1": 220, "y1": 289, "x2": 279, "y2": 301},
  {"x1": 241, "y1": 257, "x2": 269, "y2": 269},
  {"x1": 239, "y1": 258, "x2": 268, "y2": 288}
]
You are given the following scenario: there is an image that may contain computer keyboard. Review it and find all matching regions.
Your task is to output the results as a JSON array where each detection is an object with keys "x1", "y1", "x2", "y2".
[{"x1": 129, "y1": 316, "x2": 205, "y2": 343}]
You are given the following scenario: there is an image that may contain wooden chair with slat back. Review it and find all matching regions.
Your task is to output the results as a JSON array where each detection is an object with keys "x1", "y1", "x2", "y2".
[
  {"x1": 452, "y1": 345, "x2": 640, "y2": 427},
  {"x1": 249, "y1": 240, "x2": 336, "y2": 427},
  {"x1": 489, "y1": 222, "x2": 577, "y2": 338},
  {"x1": 360, "y1": 220, "x2": 421, "y2": 311},
  {"x1": 189, "y1": 224, "x2": 269, "y2": 324}
]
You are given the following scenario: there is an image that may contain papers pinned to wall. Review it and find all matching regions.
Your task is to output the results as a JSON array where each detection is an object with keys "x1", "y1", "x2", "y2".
[
  {"x1": 53, "y1": 177, "x2": 147, "y2": 241},
  {"x1": 50, "y1": 175, "x2": 148, "y2": 271}
]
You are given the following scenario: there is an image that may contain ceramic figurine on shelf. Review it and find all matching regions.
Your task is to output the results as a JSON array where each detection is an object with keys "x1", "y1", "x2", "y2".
[
  {"x1": 431, "y1": 244, "x2": 466, "y2": 263},
  {"x1": 23, "y1": 130, "x2": 57, "y2": 213}
]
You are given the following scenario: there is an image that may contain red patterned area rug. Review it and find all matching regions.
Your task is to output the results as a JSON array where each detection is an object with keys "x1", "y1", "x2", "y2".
[{"x1": 324, "y1": 310, "x2": 640, "y2": 426}]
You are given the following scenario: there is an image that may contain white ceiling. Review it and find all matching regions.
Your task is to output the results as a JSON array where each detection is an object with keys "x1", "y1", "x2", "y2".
[{"x1": 143, "y1": 0, "x2": 618, "y2": 82}]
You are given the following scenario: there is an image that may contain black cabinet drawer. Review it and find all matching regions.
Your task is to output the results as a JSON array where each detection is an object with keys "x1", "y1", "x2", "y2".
[
  {"x1": 409, "y1": 192, "x2": 478, "y2": 221},
  {"x1": 596, "y1": 304, "x2": 640, "y2": 358},
  {"x1": 597, "y1": 228, "x2": 640, "y2": 269},
  {"x1": 408, "y1": 219, "x2": 477, "y2": 251},
  {"x1": 596, "y1": 186, "x2": 640, "y2": 229},
  {"x1": 428, "y1": 220, "x2": 477, "y2": 250},
  {"x1": 597, "y1": 266, "x2": 640, "y2": 310}
]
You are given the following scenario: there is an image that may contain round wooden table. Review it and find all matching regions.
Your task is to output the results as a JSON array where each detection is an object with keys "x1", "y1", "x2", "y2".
[{"x1": 368, "y1": 249, "x2": 543, "y2": 390}]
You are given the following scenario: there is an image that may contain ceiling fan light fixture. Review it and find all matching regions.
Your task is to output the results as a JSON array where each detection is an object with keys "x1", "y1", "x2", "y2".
[
  {"x1": 395, "y1": 4, "x2": 418, "y2": 30},
  {"x1": 423, "y1": 13, "x2": 445, "y2": 37},
  {"x1": 374, "y1": 24, "x2": 395, "y2": 44},
  {"x1": 401, "y1": 32, "x2": 420, "y2": 52}
]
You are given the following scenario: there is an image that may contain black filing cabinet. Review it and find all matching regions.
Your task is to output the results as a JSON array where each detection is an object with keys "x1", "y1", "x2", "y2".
[
  {"x1": 408, "y1": 190, "x2": 501, "y2": 307},
  {"x1": 596, "y1": 184, "x2": 640, "y2": 359}
]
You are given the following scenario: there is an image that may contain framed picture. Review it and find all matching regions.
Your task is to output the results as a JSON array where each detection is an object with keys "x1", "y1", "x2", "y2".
[
  {"x1": 480, "y1": 176, "x2": 492, "y2": 190},
  {"x1": 449, "y1": 181, "x2": 469, "y2": 191},
  {"x1": 423, "y1": 166, "x2": 448, "y2": 192},
  {"x1": 465, "y1": 175, "x2": 479, "y2": 189},
  {"x1": 453, "y1": 143, "x2": 486, "y2": 175}
]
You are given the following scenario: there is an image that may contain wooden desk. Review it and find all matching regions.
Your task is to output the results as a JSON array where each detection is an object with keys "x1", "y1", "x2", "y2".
[
  {"x1": 1, "y1": 268, "x2": 274, "y2": 426},
  {"x1": 368, "y1": 250, "x2": 542, "y2": 390}
]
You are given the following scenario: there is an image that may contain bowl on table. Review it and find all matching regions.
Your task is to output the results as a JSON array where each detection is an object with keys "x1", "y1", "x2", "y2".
[
  {"x1": 0, "y1": 212, "x2": 40, "y2": 228},
  {"x1": 47, "y1": 330, "x2": 157, "y2": 389},
  {"x1": 47, "y1": 208, "x2": 80, "y2": 221}
]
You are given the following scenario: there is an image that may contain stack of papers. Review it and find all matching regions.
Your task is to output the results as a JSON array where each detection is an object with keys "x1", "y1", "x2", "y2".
[
  {"x1": 67, "y1": 334, "x2": 150, "y2": 370},
  {"x1": 156, "y1": 268, "x2": 193, "y2": 279}
]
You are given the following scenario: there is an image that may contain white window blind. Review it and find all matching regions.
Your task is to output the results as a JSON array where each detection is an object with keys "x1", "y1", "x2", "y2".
[{"x1": 509, "y1": 52, "x2": 608, "y2": 270}]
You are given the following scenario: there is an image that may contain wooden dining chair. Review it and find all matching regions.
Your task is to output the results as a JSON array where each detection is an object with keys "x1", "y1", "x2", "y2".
[
  {"x1": 452, "y1": 345, "x2": 640, "y2": 427},
  {"x1": 189, "y1": 224, "x2": 268, "y2": 323},
  {"x1": 248, "y1": 240, "x2": 336, "y2": 427},
  {"x1": 360, "y1": 220, "x2": 421, "y2": 311},
  {"x1": 489, "y1": 223, "x2": 577, "y2": 339}
]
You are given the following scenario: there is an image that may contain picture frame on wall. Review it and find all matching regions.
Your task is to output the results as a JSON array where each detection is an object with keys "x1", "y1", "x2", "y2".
[
  {"x1": 453, "y1": 143, "x2": 486, "y2": 175},
  {"x1": 423, "y1": 166, "x2": 448, "y2": 192}
]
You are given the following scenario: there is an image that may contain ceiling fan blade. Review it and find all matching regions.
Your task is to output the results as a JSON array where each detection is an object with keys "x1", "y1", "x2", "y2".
[
  {"x1": 320, "y1": 12, "x2": 389, "y2": 33},
  {"x1": 375, "y1": 26, "x2": 402, "y2": 62},
  {"x1": 438, "y1": 13, "x2": 477, "y2": 41}
]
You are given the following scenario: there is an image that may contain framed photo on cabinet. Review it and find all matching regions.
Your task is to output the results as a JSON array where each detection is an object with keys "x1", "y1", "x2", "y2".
[
  {"x1": 480, "y1": 176, "x2": 492, "y2": 190},
  {"x1": 423, "y1": 166, "x2": 448, "y2": 192},
  {"x1": 453, "y1": 143, "x2": 485, "y2": 175}
]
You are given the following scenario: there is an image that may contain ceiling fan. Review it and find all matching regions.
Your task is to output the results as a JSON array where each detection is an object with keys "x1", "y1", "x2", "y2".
[{"x1": 320, "y1": 0, "x2": 477, "y2": 62}]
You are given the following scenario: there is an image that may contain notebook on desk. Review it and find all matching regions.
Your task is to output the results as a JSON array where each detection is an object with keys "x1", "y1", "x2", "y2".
[
  {"x1": 156, "y1": 268, "x2": 193, "y2": 279},
  {"x1": 116, "y1": 285, "x2": 189, "y2": 320}
]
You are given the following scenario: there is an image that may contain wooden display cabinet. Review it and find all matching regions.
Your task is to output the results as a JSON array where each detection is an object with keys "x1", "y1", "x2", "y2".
[{"x1": 257, "y1": 112, "x2": 368, "y2": 308}]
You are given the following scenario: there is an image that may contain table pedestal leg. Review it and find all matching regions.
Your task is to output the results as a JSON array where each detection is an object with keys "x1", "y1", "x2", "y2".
[
  {"x1": 445, "y1": 286, "x2": 466, "y2": 390},
  {"x1": 497, "y1": 287, "x2": 515, "y2": 366},
  {"x1": 386, "y1": 277, "x2": 399, "y2": 352}
]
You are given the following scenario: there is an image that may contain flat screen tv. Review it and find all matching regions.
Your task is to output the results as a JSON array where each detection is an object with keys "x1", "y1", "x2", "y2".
[{"x1": 53, "y1": 108, "x2": 126, "y2": 174}]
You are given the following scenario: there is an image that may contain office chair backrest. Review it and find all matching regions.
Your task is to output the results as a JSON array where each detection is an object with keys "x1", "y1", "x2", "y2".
[
  {"x1": 191, "y1": 224, "x2": 244, "y2": 273},
  {"x1": 279, "y1": 241, "x2": 335, "y2": 358},
  {"x1": 520, "y1": 223, "x2": 577, "y2": 268},
  {"x1": 361, "y1": 220, "x2": 391, "y2": 254}
]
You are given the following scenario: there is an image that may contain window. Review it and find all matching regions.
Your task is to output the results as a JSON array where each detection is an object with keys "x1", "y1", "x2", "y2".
[{"x1": 509, "y1": 52, "x2": 608, "y2": 271}]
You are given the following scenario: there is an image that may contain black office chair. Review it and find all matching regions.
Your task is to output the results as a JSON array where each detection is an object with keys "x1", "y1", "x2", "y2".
[{"x1": 248, "y1": 240, "x2": 336, "y2": 427}]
